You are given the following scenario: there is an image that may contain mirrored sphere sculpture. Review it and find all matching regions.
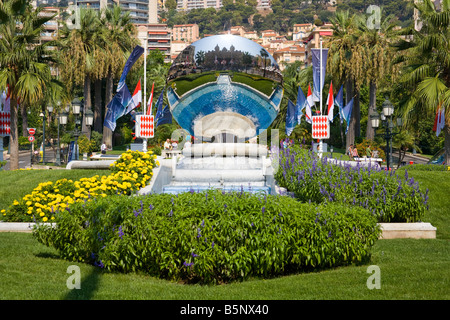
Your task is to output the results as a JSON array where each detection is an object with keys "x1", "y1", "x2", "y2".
[{"x1": 166, "y1": 34, "x2": 283, "y2": 142}]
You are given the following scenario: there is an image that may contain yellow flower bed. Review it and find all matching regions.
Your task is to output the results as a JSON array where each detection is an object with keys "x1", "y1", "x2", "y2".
[{"x1": 2, "y1": 150, "x2": 159, "y2": 222}]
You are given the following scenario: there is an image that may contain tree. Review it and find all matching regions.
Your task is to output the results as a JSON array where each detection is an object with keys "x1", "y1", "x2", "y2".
[
  {"x1": 0, "y1": 0, "x2": 57, "y2": 170},
  {"x1": 59, "y1": 7, "x2": 102, "y2": 140},
  {"x1": 327, "y1": 10, "x2": 363, "y2": 149},
  {"x1": 99, "y1": 5, "x2": 137, "y2": 148},
  {"x1": 394, "y1": 0, "x2": 450, "y2": 164},
  {"x1": 354, "y1": 11, "x2": 399, "y2": 140}
]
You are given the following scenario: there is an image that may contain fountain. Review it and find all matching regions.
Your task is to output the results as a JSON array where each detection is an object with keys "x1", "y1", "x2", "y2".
[{"x1": 139, "y1": 34, "x2": 283, "y2": 195}]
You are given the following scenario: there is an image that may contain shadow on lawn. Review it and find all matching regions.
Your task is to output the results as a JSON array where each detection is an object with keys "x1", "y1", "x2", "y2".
[
  {"x1": 35, "y1": 251, "x2": 102, "y2": 300},
  {"x1": 64, "y1": 268, "x2": 102, "y2": 300}
]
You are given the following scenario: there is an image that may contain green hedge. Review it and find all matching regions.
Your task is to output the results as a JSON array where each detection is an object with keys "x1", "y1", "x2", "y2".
[
  {"x1": 275, "y1": 146, "x2": 429, "y2": 222},
  {"x1": 33, "y1": 190, "x2": 380, "y2": 284}
]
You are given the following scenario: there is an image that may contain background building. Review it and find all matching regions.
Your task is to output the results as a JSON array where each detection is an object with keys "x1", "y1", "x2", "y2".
[
  {"x1": 74, "y1": 0, "x2": 158, "y2": 24},
  {"x1": 172, "y1": 24, "x2": 199, "y2": 43},
  {"x1": 137, "y1": 24, "x2": 172, "y2": 63},
  {"x1": 176, "y1": 0, "x2": 222, "y2": 11}
]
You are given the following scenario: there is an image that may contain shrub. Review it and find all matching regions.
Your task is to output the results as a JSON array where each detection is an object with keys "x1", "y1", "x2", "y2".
[
  {"x1": 77, "y1": 134, "x2": 94, "y2": 155},
  {"x1": 2, "y1": 150, "x2": 158, "y2": 222},
  {"x1": 33, "y1": 190, "x2": 380, "y2": 284},
  {"x1": 396, "y1": 164, "x2": 448, "y2": 171},
  {"x1": 355, "y1": 139, "x2": 385, "y2": 160},
  {"x1": 275, "y1": 146, "x2": 428, "y2": 222}
]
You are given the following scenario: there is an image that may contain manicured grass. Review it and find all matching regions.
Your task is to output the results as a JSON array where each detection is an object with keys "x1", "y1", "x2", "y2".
[
  {"x1": 0, "y1": 169, "x2": 448, "y2": 300},
  {"x1": 231, "y1": 73, "x2": 275, "y2": 96},
  {"x1": 170, "y1": 72, "x2": 217, "y2": 96},
  {"x1": 0, "y1": 233, "x2": 448, "y2": 300},
  {"x1": 0, "y1": 169, "x2": 109, "y2": 212}
]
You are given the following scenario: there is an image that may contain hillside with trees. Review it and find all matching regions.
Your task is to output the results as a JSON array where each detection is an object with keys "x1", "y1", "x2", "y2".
[{"x1": 161, "y1": 0, "x2": 413, "y2": 36}]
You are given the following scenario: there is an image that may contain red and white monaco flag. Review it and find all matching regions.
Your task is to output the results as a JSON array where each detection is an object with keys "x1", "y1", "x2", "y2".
[
  {"x1": 327, "y1": 81, "x2": 334, "y2": 122},
  {"x1": 305, "y1": 84, "x2": 313, "y2": 123},
  {"x1": 131, "y1": 79, "x2": 142, "y2": 108},
  {"x1": 146, "y1": 82, "x2": 154, "y2": 115},
  {"x1": 125, "y1": 79, "x2": 142, "y2": 114}
]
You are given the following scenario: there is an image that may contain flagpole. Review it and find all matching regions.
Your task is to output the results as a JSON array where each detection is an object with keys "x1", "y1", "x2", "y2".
[
  {"x1": 318, "y1": 40, "x2": 323, "y2": 159},
  {"x1": 320, "y1": 40, "x2": 323, "y2": 115},
  {"x1": 143, "y1": 38, "x2": 148, "y2": 152}
]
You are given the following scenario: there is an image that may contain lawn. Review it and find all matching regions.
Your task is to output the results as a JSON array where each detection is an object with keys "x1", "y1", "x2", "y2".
[
  {"x1": 0, "y1": 169, "x2": 448, "y2": 301},
  {"x1": 0, "y1": 169, "x2": 109, "y2": 212}
]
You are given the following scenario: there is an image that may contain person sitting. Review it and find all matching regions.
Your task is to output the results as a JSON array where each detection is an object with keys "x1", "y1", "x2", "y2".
[
  {"x1": 163, "y1": 139, "x2": 172, "y2": 158},
  {"x1": 101, "y1": 143, "x2": 107, "y2": 155},
  {"x1": 352, "y1": 146, "x2": 359, "y2": 159},
  {"x1": 347, "y1": 145, "x2": 354, "y2": 160}
]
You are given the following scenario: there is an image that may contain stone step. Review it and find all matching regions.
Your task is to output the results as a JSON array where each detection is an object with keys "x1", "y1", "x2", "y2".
[
  {"x1": 162, "y1": 185, "x2": 271, "y2": 195},
  {"x1": 0, "y1": 221, "x2": 437, "y2": 239},
  {"x1": 378, "y1": 222, "x2": 437, "y2": 239}
]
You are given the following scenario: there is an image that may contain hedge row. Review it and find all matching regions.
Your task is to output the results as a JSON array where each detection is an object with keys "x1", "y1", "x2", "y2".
[{"x1": 33, "y1": 190, "x2": 380, "y2": 284}]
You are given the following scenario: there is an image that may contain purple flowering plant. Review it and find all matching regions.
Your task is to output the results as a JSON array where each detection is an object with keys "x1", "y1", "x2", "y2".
[{"x1": 275, "y1": 146, "x2": 428, "y2": 222}]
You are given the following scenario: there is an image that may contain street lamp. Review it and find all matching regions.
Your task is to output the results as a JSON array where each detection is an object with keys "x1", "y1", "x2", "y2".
[
  {"x1": 370, "y1": 98, "x2": 401, "y2": 170},
  {"x1": 46, "y1": 104, "x2": 54, "y2": 163},
  {"x1": 56, "y1": 109, "x2": 68, "y2": 166},
  {"x1": 72, "y1": 97, "x2": 82, "y2": 160},
  {"x1": 39, "y1": 110, "x2": 45, "y2": 163},
  {"x1": 84, "y1": 107, "x2": 94, "y2": 127}
]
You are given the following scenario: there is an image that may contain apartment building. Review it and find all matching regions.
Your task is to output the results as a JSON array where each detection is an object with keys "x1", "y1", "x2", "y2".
[
  {"x1": 302, "y1": 24, "x2": 333, "y2": 66},
  {"x1": 176, "y1": 0, "x2": 222, "y2": 11},
  {"x1": 273, "y1": 45, "x2": 306, "y2": 70},
  {"x1": 75, "y1": 0, "x2": 115, "y2": 10},
  {"x1": 243, "y1": 31, "x2": 258, "y2": 40},
  {"x1": 256, "y1": 0, "x2": 271, "y2": 10},
  {"x1": 172, "y1": 24, "x2": 199, "y2": 43},
  {"x1": 292, "y1": 23, "x2": 313, "y2": 41},
  {"x1": 260, "y1": 29, "x2": 278, "y2": 46},
  {"x1": 137, "y1": 24, "x2": 172, "y2": 63},
  {"x1": 75, "y1": 0, "x2": 158, "y2": 24}
]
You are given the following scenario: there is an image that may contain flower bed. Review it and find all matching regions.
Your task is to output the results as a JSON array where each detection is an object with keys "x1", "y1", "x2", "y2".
[
  {"x1": 1, "y1": 150, "x2": 158, "y2": 222},
  {"x1": 275, "y1": 146, "x2": 429, "y2": 223},
  {"x1": 33, "y1": 190, "x2": 381, "y2": 284}
]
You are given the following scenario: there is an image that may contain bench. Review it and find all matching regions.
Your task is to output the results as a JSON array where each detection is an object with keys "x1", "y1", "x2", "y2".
[
  {"x1": 353, "y1": 157, "x2": 383, "y2": 167},
  {"x1": 161, "y1": 149, "x2": 182, "y2": 158}
]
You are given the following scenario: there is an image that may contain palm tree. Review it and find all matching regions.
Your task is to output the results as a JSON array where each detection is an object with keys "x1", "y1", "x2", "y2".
[
  {"x1": 327, "y1": 10, "x2": 364, "y2": 149},
  {"x1": 354, "y1": 12, "x2": 399, "y2": 140},
  {"x1": 260, "y1": 48, "x2": 269, "y2": 77},
  {"x1": 0, "y1": 0, "x2": 57, "y2": 170},
  {"x1": 59, "y1": 7, "x2": 102, "y2": 140},
  {"x1": 394, "y1": 0, "x2": 450, "y2": 164},
  {"x1": 99, "y1": 5, "x2": 137, "y2": 148}
]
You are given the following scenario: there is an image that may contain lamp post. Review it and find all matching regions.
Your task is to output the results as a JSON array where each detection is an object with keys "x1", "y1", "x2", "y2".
[
  {"x1": 72, "y1": 97, "x2": 82, "y2": 160},
  {"x1": 46, "y1": 104, "x2": 54, "y2": 163},
  {"x1": 84, "y1": 107, "x2": 94, "y2": 127},
  {"x1": 370, "y1": 98, "x2": 400, "y2": 170},
  {"x1": 56, "y1": 109, "x2": 68, "y2": 166},
  {"x1": 39, "y1": 109, "x2": 45, "y2": 163}
]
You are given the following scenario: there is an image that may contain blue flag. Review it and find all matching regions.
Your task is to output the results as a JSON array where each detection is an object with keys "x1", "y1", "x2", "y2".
[
  {"x1": 286, "y1": 99, "x2": 297, "y2": 136},
  {"x1": 311, "y1": 48, "x2": 328, "y2": 102},
  {"x1": 295, "y1": 86, "x2": 307, "y2": 124},
  {"x1": 342, "y1": 98, "x2": 354, "y2": 134},
  {"x1": 154, "y1": 90, "x2": 164, "y2": 122},
  {"x1": 156, "y1": 105, "x2": 172, "y2": 127},
  {"x1": 104, "y1": 46, "x2": 144, "y2": 131},
  {"x1": 335, "y1": 85, "x2": 344, "y2": 124}
]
